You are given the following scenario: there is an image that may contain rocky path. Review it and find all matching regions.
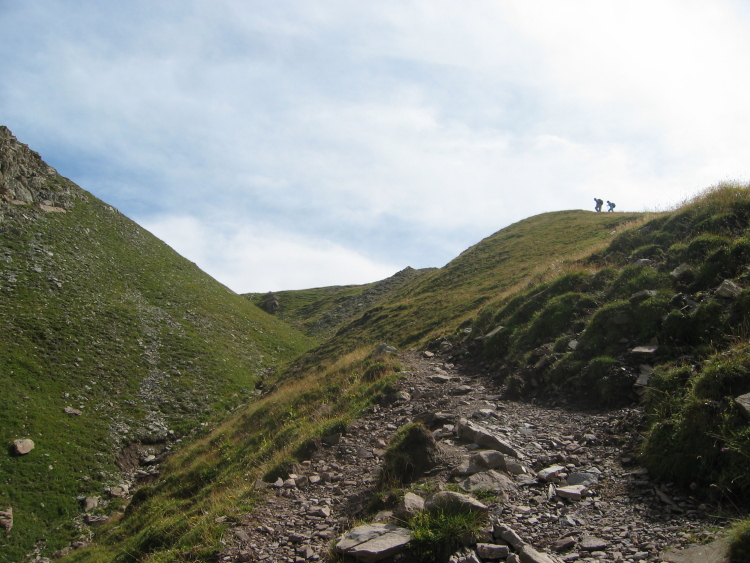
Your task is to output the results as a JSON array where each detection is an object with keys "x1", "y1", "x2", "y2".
[{"x1": 220, "y1": 350, "x2": 729, "y2": 563}]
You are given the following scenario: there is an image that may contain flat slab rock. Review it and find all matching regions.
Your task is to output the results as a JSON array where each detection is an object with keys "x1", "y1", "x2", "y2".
[{"x1": 336, "y1": 523, "x2": 412, "y2": 562}]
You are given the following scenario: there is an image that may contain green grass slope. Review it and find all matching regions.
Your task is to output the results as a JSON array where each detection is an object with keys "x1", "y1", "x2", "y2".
[
  {"x1": 0, "y1": 127, "x2": 315, "y2": 561},
  {"x1": 308, "y1": 209, "x2": 645, "y2": 358},
  {"x1": 244, "y1": 266, "x2": 435, "y2": 338}
]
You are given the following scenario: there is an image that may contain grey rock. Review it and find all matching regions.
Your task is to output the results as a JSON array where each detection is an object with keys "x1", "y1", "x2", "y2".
[
  {"x1": 450, "y1": 549, "x2": 482, "y2": 563},
  {"x1": 84, "y1": 514, "x2": 109, "y2": 526},
  {"x1": 477, "y1": 325, "x2": 505, "y2": 341},
  {"x1": 735, "y1": 393, "x2": 750, "y2": 420},
  {"x1": 634, "y1": 259, "x2": 652, "y2": 267},
  {"x1": 450, "y1": 385, "x2": 474, "y2": 395},
  {"x1": 536, "y1": 465, "x2": 566, "y2": 482},
  {"x1": 579, "y1": 536, "x2": 609, "y2": 551},
  {"x1": 393, "y1": 492, "x2": 424, "y2": 520},
  {"x1": 671, "y1": 264, "x2": 690, "y2": 278},
  {"x1": 631, "y1": 345, "x2": 658, "y2": 358},
  {"x1": 716, "y1": 279, "x2": 742, "y2": 298},
  {"x1": 470, "y1": 450, "x2": 506, "y2": 471},
  {"x1": 425, "y1": 491, "x2": 488, "y2": 514},
  {"x1": 374, "y1": 343, "x2": 397, "y2": 356},
  {"x1": 461, "y1": 470, "x2": 518, "y2": 497},
  {"x1": 109, "y1": 484, "x2": 129, "y2": 498},
  {"x1": 477, "y1": 543, "x2": 510, "y2": 559},
  {"x1": 82, "y1": 497, "x2": 99, "y2": 511},
  {"x1": 336, "y1": 523, "x2": 412, "y2": 563},
  {"x1": 455, "y1": 418, "x2": 522, "y2": 458},
  {"x1": 429, "y1": 374, "x2": 453, "y2": 383},
  {"x1": 494, "y1": 524, "x2": 525, "y2": 550},
  {"x1": 13, "y1": 438, "x2": 34, "y2": 455},
  {"x1": 567, "y1": 340, "x2": 579, "y2": 351},
  {"x1": 566, "y1": 472, "x2": 599, "y2": 487},
  {"x1": 554, "y1": 485, "x2": 587, "y2": 500},
  {"x1": 63, "y1": 406, "x2": 82, "y2": 416},
  {"x1": 308, "y1": 506, "x2": 331, "y2": 518}
]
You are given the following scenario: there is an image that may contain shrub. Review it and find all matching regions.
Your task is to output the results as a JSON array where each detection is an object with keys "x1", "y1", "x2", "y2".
[
  {"x1": 363, "y1": 362, "x2": 389, "y2": 382},
  {"x1": 381, "y1": 423, "x2": 441, "y2": 486},
  {"x1": 407, "y1": 507, "x2": 487, "y2": 563}
]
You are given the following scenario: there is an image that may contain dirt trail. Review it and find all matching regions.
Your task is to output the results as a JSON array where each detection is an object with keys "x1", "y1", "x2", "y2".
[{"x1": 220, "y1": 350, "x2": 729, "y2": 563}]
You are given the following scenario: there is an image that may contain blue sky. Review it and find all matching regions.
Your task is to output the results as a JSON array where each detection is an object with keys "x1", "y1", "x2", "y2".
[{"x1": 2, "y1": 1, "x2": 750, "y2": 292}]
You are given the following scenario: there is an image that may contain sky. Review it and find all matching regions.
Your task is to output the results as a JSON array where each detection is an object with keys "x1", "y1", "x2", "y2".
[{"x1": 2, "y1": 1, "x2": 750, "y2": 293}]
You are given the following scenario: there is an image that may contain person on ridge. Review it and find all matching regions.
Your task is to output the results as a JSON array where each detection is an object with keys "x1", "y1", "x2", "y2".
[
  {"x1": 607, "y1": 201, "x2": 616, "y2": 212},
  {"x1": 594, "y1": 198, "x2": 604, "y2": 212}
]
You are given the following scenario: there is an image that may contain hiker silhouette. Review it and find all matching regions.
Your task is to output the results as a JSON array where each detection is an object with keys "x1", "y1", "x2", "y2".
[
  {"x1": 594, "y1": 198, "x2": 604, "y2": 212},
  {"x1": 607, "y1": 201, "x2": 616, "y2": 212}
]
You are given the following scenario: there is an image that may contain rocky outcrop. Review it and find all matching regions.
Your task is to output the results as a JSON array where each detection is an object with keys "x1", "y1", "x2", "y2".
[{"x1": 0, "y1": 126, "x2": 79, "y2": 211}]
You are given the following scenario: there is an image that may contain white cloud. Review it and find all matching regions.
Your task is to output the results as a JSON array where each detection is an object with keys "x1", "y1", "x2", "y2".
[
  {"x1": 2, "y1": 1, "x2": 750, "y2": 290},
  {"x1": 139, "y1": 215, "x2": 399, "y2": 293}
]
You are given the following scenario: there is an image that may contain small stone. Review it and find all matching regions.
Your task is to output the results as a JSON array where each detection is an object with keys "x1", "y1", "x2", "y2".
[
  {"x1": 82, "y1": 497, "x2": 99, "y2": 511},
  {"x1": 394, "y1": 492, "x2": 424, "y2": 520},
  {"x1": 63, "y1": 406, "x2": 82, "y2": 416},
  {"x1": 308, "y1": 506, "x2": 331, "y2": 518},
  {"x1": 477, "y1": 543, "x2": 510, "y2": 559},
  {"x1": 551, "y1": 537, "x2": 576, "y2": 552},
  {"x1": 716, "y1": 279, "x2": 742, "y2": 298},
  {"x1": 555, "y1": 485, "x2": 587, "y2": 500},
  {"x1": 13, "y1": 439, "x2": 34, "y2": 455},
  {"x1": 537, "y1": 465, "x2": 566, "y2": 482},
  {"x1": 631, "y1": 345, "x2": 658, "y2": 358},
  {"x1": 579, "y1": 536, "x2": 608, "y2": 551},
  {"x1": 736, "y1": 393, "x2": 750, "y2": 420}
]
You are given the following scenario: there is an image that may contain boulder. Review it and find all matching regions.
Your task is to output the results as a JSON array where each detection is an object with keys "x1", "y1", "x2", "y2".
[
  {"x1": 13, "y1": 439, "x2": 34, "y2": 455},
  {"x1": 579, "y1": 536, "x2": 609, "y2": 551},
  {"x1": 716, "y1": 279, "x2": 742, "y2": 298},
  {"x1": 477, "y1": 543, "x2": 510, "y2": 559},
  {"x1": 554, "y1": 485, "x2": 587, "y2": 501},
  {"x1": 82, "y1": 497, "x2": 99, "y2": 511},
  {"x1": 735, "y1": 393, "x2": 750, "y2": 420},
  {"x1": 461, "y1": 470, "x2": 518, "y2": 498},
  {"x1": 536, "y1": 465, "x2": 566, "y2": 482},
  {"x1": 336, "y1": 523, "x2": 412, "y2": 563},
  {"x1": 393, "y1": 492, "x2": 424, "y2": 520},
  {"x1": 455, "y1": 418, "x2": 522, "y2": 458}
]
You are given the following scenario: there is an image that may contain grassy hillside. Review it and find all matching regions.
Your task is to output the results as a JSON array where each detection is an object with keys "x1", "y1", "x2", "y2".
[
  {"x1": 244, "y1": 266, "x2": 434, "y2": 338},
  {"x1": 0, "y1": 127, "x2": 315, "y2": 561},
  {"x1": 305, "y1": 210, "x2": 645, "y2": 360}
]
